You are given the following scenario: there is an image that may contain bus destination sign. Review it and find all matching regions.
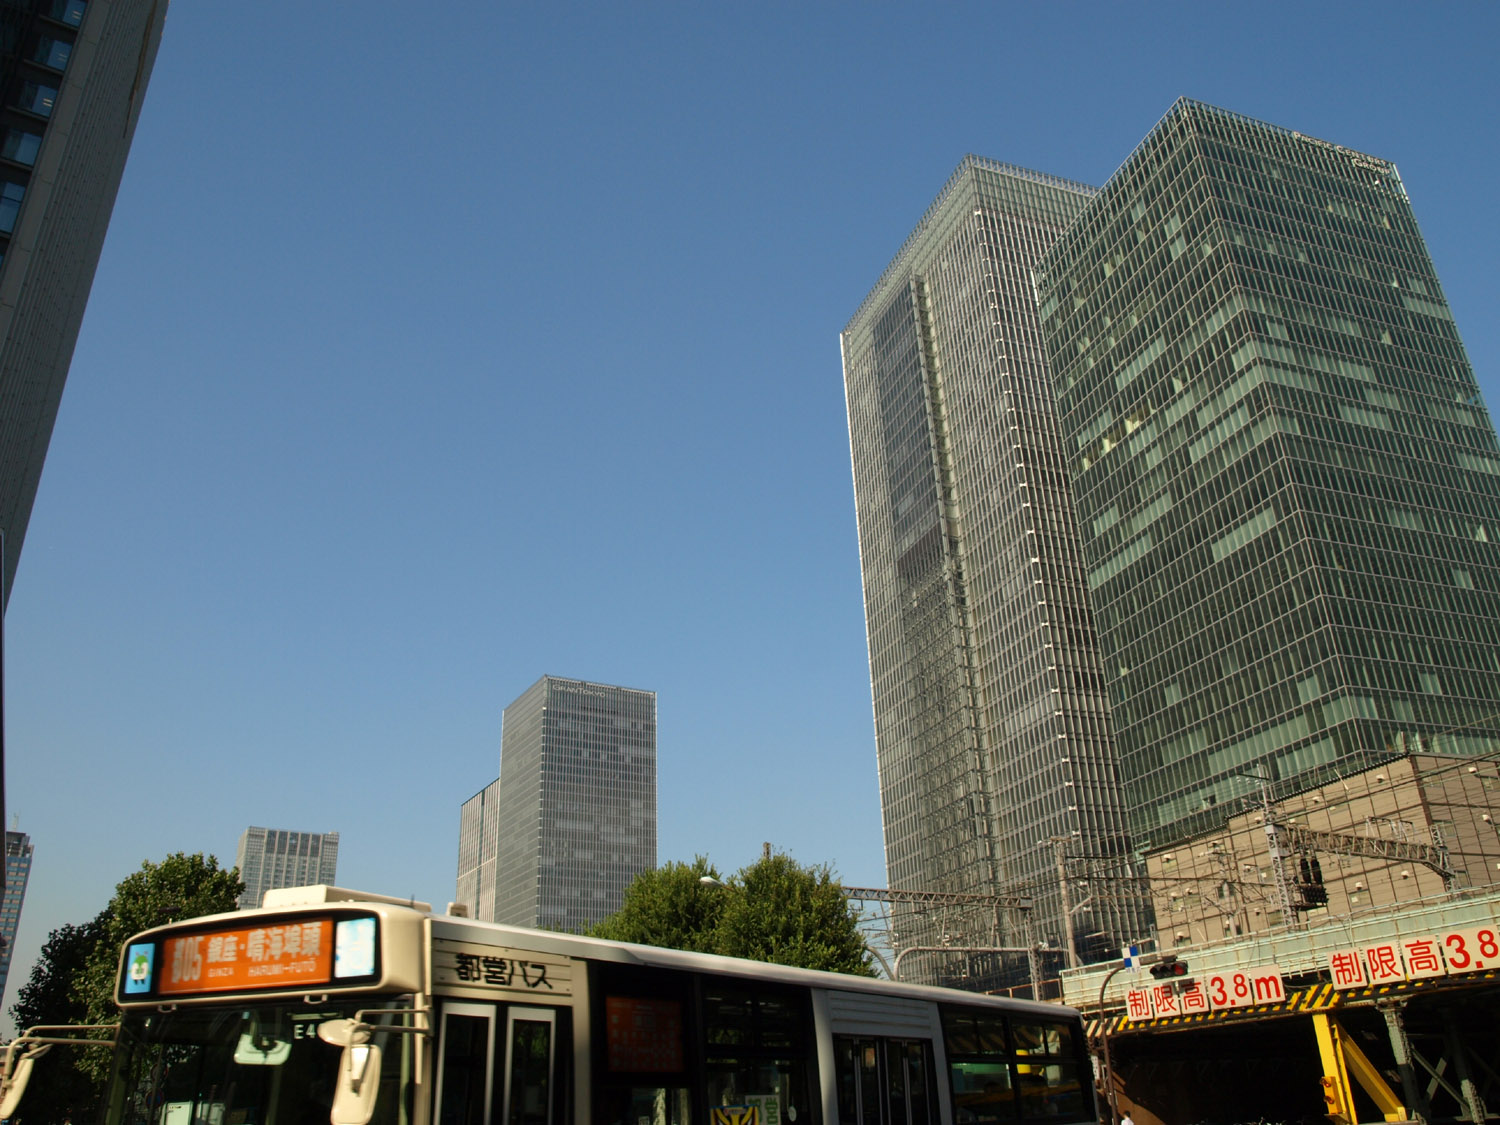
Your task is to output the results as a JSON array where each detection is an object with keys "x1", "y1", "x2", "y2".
[
  {"x1": 122, "y1": 914, "x2": 380, "y2": 999},
  {"x1": 159, "y1": 920, "x2": 335, "y2": 995}
]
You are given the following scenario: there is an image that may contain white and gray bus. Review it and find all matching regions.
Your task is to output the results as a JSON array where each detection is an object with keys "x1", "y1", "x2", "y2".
[{"x1": 2, "y1": 885, "x2": 1095, "y2": 1125}]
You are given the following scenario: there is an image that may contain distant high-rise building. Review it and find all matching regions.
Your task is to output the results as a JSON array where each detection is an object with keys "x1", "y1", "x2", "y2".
[
  {"x1": 462, "y1": 675, "x2": 656, "y2": 932},
  {"x1": 0, "y1": 829, "x2": 32, "y2": 1003},
  {"x1": 842, "y1": 157, "x2": 1148, "y2": 979},
  {"x1": 456, "y1": 778, "x2": 501, "y2": 922},
  {"x1": 234, "y1": 826, "x2": 339, "y2": 910},
  {"x1": 0, "y1": 0, "x2": 169, "y2": 607},
  {"x1": 1036, "y1": 100, "x2": 1500, "y2": 851}
]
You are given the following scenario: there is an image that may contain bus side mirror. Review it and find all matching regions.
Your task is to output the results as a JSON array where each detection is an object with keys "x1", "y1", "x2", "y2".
[
  {"x1": 330, "y1": 1043, "x2": 382, "y2": 1125},
  {"x1": 0, "y1": 1047, "x2": 46, "y2": 1118},
  {"x1": 319, "y1": 1018, "x2": 381, "y2": 1125}
]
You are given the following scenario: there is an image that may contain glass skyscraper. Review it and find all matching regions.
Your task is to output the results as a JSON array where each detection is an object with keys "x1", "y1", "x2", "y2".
[
  {"x1": 1036, "y1": 100, "x2": 1500, "y2": 850},
  {"x1": 234, "y1": 826, "x2": 339, "y2": 909},
  {"x1": 0, "y1": 829, "x2": 32, "y2": 1005},
  {"x1": 479, "y1": 676, "x2": 656, "y2": 932},
  {"x1": 842, "y1": 158, "x2": 1148, "y2": 979}
]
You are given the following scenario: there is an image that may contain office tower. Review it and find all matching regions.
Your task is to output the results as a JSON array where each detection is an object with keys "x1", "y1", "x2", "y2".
[
  {"x1": 0, "y1": 0, "x2": 169, "y2": 607},
  {"x1": 456, "y1": 778, "x2": 501, "y2": 922},
  {"x1": 1036, "y1": 99, "x2": 1500, "y2": 852},
  {"x1": 234, "y1": 826, "x2": 339, "y2": 909},
  {"x1": 0, "y1": 829, "x2": 32, "y2": 1003},
  {"x1": 486, "y1": 675, "x2": 656, "y2": 932},
  {"x1": 842, "y1": 157, "x2": 1148, "y2": 979}
]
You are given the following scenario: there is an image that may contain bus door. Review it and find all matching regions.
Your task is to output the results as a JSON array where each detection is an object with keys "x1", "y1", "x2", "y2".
[
  {"x1": 835, "y1": 1038, "x2": 935, "y2": 1125},
  {"x1": 436, "y1": 1001, "x2": 566, "y2": 1125},
  {"x1": 500, "y1": 1007, "x2": 557, "y2": 1125},
  {"x1": 437, "y1": 1002, "x2": 498, "y2": 1125}
]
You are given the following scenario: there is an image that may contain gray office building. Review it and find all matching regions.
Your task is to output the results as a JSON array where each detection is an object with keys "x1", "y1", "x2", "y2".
[
  {"x1": 234, "y1": 826, "x2": 339, "y2": 909},
  {"x1": 0, "y1": 829, "x2": 32, "y2": 1004},
  {"x1": 0, "y1": 0, "x2": 169, "y2": 607},
  {"x1": 459, "y1": 676, "x2": 656, "y2": 932},
  {"x1": 456, "y1": 778, "x2": 501, "y2": 923},
  {"x1": 842, "y1": 157, "x2": 1148, "y2": 979},
  {"x1": 1035, "y1": 100, "x2": 1500, "y2": 850}
]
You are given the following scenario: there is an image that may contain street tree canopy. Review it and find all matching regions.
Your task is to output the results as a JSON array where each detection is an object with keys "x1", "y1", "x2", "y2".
[
  {"x1": 8, "y1": 851, "x2": 243, "y2": 1117},
  {"x1": 589, "y1": 856, "x2": 728, "y2": 952},
  {"x1": 75, "y1": 851, "x2": 243, "y2": 1030},
  {"x1": 590, "y1": 852, "x2": 874, "y2": 976}
]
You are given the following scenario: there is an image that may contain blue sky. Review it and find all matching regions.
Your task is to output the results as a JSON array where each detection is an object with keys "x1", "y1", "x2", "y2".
[{"x1": 5, "y1": 3, "x2": 1499, "y2": 1023}]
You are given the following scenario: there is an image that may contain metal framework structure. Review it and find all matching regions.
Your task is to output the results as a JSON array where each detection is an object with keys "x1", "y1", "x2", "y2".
[
  {"x1": 1275, "y1": 823, "x2": 1454, "y2": 886},
  {"x1": 840, "y1": 885, "x2": 1042, "y2": 988}
]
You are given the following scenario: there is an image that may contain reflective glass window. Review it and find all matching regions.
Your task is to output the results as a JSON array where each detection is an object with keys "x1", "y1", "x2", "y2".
[
  {"x1": 2, "y1": 130, "x2": 41, "y2": 166},
  {"x1": 48, "y1": 0, "x2": 86, "y2": 25},
  {"x1": 33, "y1": 36, "x2": 72, "y2": 69},
  {"x1": 19, "y1": 82, "x2": 58, "y2": 117},
  {"x1": 0, "y1": 182, "x2": 24, "y2": 233}
]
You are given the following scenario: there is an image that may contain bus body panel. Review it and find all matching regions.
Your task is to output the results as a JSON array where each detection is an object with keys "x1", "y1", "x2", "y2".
[{"x1": 93, "y1": 888, "x2": 1094, "y2": 1125}]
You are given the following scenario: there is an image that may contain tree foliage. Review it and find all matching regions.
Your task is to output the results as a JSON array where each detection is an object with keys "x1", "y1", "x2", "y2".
[
  {"x1": 591, "y1": 852, "x2": 874, "y2": 976},
  {"x1": 6, "y1": 852, "x2": 243, "y2": 1118},
  {"x1": 7, "y1": 920, "x2": 105, "y2": 1123},
  {"x1": 589, "y1": 856, "x2": 727, "y2": 951},
  {"x1": 76, "y1": 852, "x2": 243, "y2": 1029},
  {"x1": 10, "y1": 920, "x2": 101, "y2": 1032}
]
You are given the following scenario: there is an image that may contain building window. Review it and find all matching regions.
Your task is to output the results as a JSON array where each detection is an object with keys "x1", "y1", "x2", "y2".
[
  {"x1": 33, "y1": 36, "x2": 72, "y2": 70},
  {"x1": 18, "y1": 82, "x2": 58, "y2": 117},
  {"x1": 47, "y1": 0, "x2": 86, "y2": 26},
  {"x1": 3, "y1": 130, "x2": 42, "y2": 166},
  {"x1": 0, "y1": 182, "x2": 25, "y2": 233}
]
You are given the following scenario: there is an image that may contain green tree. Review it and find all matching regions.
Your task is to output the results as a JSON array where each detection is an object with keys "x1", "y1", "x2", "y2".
[
  {"x1": 589, "y1": 856, "x2": 726, "y2": 951},
  {"x1": 592, "y1": 852, "x2": 874, "y2": 976},
  {"x1": 7, "y1": 920, "x2": 107, "y2": 1123},
  {"x1": 11, "y1": 920, "x2": 102, "y2": 1031},
  {"x1": 76, "y1": 852, "x2": 243, "y2": 1032},
  {"x1": 716, "y1": 852, "x2": 874, "y2": 975},
  {"x1": 7, "y1": 852, "x2": 244, "y2": 1117}
]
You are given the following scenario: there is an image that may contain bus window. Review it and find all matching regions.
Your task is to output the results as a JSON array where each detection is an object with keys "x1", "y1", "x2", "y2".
[
  {"x1": 107, "y1": 1001, "x2": 415, "y2": 1125},
  {"x1": 942, "y1": 1010, "x2": 1016, "y2": 1125},
  {"x1": 594, "y1": 970, "x2": 693, "y2": 1125},
  {"x1": 702, "y1": 983, "x2": 817, "y2": 1125},
  {"x1": 834, "y1": 1037, "x2": 936, "y2": 1125},
  {"x1": 1009, "y1": 1021, "x2": 1084, "y2": 1123},
  {"x1": 941, "y1": 1009, "x2": 1091, "y2": 1125}
]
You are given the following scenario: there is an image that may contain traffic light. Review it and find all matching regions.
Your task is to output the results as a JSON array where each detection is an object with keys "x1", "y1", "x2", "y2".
[{"x1": 1149, "y1": 956, "x2": 1189, "y2": 980}]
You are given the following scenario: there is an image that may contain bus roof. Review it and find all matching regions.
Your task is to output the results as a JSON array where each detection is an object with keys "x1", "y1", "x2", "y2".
[
  {"x1": 428, "y1": 910, "x2": 1078, "y2": 1020},
  {"x1": 126, "y1": 886, "x2": 1079, "y2": 1021}
]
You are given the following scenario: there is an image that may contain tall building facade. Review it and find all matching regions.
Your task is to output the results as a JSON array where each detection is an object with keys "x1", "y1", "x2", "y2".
[
  {"x1": 1036, "y1": 100, "x2": 1500, "y2": 851},
  {"x1": 0, "y1": 0, "x2": 169, "y2": 607},
  {"x1": 234, "y1": 826, "x2": 339, "y2": 909},
  {"x1": 456, "y1": 777, "x2": 501, "y2": 922},
  {"x1": 479, "y1": 675, "x2": 656, "y2": 932},
  {"x1": 842, "y1": 158, "x2": 1149, "y2": 977},
  {"x1": 0, "y1": 829, "x2": 32, "y2": 1003}
]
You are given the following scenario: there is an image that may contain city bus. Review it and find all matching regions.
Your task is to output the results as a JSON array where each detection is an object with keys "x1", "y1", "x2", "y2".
[{"x1": 1, "y1": 885, "x2": 1095, "y2": 1125}]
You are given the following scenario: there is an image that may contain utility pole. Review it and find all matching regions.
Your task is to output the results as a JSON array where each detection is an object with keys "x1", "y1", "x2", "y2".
[
  {"x1": 1239, "y1": 770, "x2": 1296, "y2": 927},
  {"x1": 1051, "y1": 836, "x2": 1080, "y2": 969}
]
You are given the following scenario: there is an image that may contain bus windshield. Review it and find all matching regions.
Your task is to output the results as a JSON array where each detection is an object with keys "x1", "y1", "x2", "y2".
[{"x1": 102, "y1": 999, "x2": 415, "y2": 1125}]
